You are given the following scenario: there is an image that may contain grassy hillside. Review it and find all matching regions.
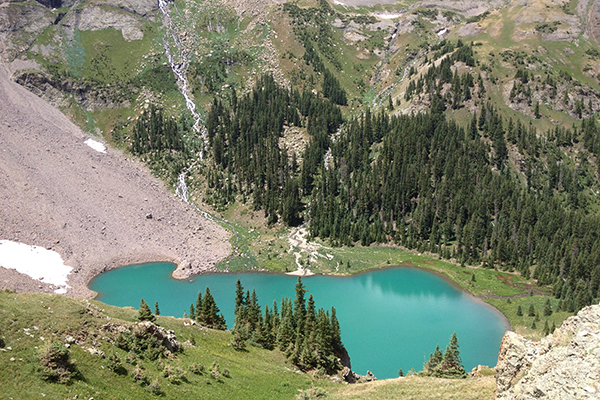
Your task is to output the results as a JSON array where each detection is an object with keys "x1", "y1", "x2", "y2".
[
  {"x1": 0, "y1": 291, "x2": 314, "y2": 399},
  {"x1": 326, "y1": 375, "x2": 496, "y2": 400}
]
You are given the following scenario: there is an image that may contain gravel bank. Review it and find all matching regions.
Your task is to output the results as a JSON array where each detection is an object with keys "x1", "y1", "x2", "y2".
[{"x1": 0, "y1": 63, "x2": 231, "y2": 298}]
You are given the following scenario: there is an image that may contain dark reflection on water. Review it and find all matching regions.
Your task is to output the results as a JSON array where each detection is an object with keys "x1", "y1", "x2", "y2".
[{"x1": 90, "y1": 263, "x2": 507, "y2": 379}]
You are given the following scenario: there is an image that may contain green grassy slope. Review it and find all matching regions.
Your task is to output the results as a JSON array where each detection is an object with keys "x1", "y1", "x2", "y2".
[{"x1": 0, "y1": 291, "x2": 313, "y2": 399}]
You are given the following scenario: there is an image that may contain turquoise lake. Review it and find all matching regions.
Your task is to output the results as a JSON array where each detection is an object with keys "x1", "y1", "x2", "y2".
[{"x1": 89, "y1": 263, "x2": 509, "y2": 379}]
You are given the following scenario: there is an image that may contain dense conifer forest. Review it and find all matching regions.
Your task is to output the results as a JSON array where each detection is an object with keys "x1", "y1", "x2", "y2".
[
  {"x1": 196, "y1": 69, "x2": 600, "y2": 316},
  {"x1": 182, "y1": 279, "x2": 346, "y2": 373}
]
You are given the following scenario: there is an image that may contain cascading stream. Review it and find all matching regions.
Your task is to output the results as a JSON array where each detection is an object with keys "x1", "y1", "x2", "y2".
[
  {"x1": 158, "y1": 0, "x2": 209, "y2": 212},
  {"x1": 158, "y1": 0, "x2": 207, "y2": 151},
  {"x1": 372, "y1": 57, "x2": 418, "y2": 108},
  {"x1": 157, "y1": 0, "x2": 249, "y2": 264}
]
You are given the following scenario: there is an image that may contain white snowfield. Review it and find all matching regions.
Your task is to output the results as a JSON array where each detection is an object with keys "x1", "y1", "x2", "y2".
[
  {"x1": 0, "y1": 240, "x2": 72, "y2": 294},
  {"x1": 85, "y1": 138, "x2": 106, "y2": 153}
]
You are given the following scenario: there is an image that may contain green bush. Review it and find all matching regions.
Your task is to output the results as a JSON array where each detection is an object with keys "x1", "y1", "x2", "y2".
[
  {"x1": 145, "y1": 378, "x2": 162, "y2": 395},
  {"x1": 107, "y1": 352, "x2": 127, "y2": 375},
  {"x1": 37, "y1": 341, "x2": 76, "y2": 383}
]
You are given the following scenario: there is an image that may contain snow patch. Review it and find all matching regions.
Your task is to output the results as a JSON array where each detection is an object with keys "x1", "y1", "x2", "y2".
[
  {"x1": 85, "y1": 138, "x2": 106, "y2": 153},
  {"x1": 0, "y1": 240, "x2": 72, "y2": 293},
  {"x1": 376, "y1": 13, "x2": 402, "y2": 19}
]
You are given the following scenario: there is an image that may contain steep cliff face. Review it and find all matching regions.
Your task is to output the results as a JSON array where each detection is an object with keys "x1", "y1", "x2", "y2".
[{"x1": 495, "y1": 304, "x2": 600, "y2": 399}]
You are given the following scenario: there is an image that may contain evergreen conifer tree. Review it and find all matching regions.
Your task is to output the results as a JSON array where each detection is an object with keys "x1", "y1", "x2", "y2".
[
  {"x1": 293, "y1": 278, "x2": 307, "y2": 333},
  {"x1": 440, "y1": 332, "x2": 466, "y2": 378},
  {"x1": 543, "y1": 320, "x2": 550, "y2": 336},
  {"x1": 189, "y1": 303, "x2": 196, "y2": 320},
  {"x1": 138, "y1": 299, "x2": 155, "y2": 322},
  {"x1": 543, "y1": 298, "x2": 552, "y2": 316},
  {"x1": 424, "y1": 345, "x2": 443, "y2": 372},
  {"x1": 194, "y1": 291, "x2": 203, "y2": 323}
]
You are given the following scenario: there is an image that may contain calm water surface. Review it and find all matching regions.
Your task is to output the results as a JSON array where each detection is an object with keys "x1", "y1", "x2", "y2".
[{"x1": 90, "y1": 263, "x2": 508, "y2": 379}]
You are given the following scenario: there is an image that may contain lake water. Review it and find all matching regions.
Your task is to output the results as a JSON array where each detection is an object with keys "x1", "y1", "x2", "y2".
[{"x1": 90, "y1": 263, "x2": 509, "y2": 379}]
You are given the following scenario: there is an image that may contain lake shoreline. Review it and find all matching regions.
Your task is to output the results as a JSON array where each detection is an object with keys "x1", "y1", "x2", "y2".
[
  {"x1": 90, "y1": 260, "x2": 513, "y2": 336},
  {"x1": 90, "y1": 262, "x2": 509, "y2": 378}
]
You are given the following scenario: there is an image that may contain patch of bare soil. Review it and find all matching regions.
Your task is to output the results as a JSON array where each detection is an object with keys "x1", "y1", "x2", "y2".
[{"x1": 0, "y1": 63, "x2": 231, "y2": 298}]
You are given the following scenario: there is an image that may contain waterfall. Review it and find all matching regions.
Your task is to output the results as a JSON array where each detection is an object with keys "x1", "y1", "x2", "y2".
[
  {"x1": 158, "y1": 0, "x2": 208, "y2": 160},
  {"x1": 158, "y1": 0, "x2": 207, "y2": 208}
]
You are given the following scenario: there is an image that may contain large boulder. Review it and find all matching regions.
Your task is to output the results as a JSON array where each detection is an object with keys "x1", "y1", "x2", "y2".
[
  {"x1": 495, "y1": 304, "x2": 600, "y2": 399},
  {"x1": 136, "y1": 321, "x2": 180, "y2": 353}
]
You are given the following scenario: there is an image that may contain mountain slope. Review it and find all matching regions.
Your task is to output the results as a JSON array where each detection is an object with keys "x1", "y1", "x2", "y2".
[
  {"x1": 0, "y1": 62, "x2": 230, "y2": 297},
  {"x1": 0, "y1": 291, "x2": 313, "y2": 399}
]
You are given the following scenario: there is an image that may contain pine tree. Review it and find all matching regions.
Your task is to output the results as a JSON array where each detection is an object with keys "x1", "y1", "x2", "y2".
[
  {"x1": 543, "y1": 298, "x2": 552, "y2": 316},
  {"x1": 194, "y1": 291, "x2": 203, "y2": 323},
  {"x1": 517, "y1": 305, "x2": 523, "y2": 316},
  {"x1": 440, "y1": 333, "x2": 466, "y2": 378},
  {"x1": 197, "y1": 287, "x2": 227, "y2": 330},
  {"x1": 154, "y1": 301, "x2": 160, "y2": 316},
  {"x1": 277, "y1": 299, "x2": 295, "y2": 348},
  {"x1": 233, "y1": 280, "x2": 249, "y2": 340},
  {"x1": 330, "y1": 307, "x2": 343, "y2": 354},
  {"x1": 293, "y1": 278, "x2": 307, "y2": 334},
  {"x1": 424, "y1": 345, "x2": 443, "y2": 372},
  {"x1": 138, "y1": 299, "x2": 155, "y2": 322},
  {"x1": 189, "y1": 303, "x2": 196, "y2": 320},
  {"x1": 422, "y1": 333, "x2": 466, "y2": 378}
]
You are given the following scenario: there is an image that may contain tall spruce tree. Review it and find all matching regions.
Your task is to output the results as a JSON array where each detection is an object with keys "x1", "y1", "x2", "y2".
[{"x1": 138, "y1": 299, "x2": 155, "y2": 322}]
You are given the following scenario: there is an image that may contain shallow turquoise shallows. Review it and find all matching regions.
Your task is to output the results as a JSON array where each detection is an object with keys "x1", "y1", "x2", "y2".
[{"x1": 90, "y1": 263, "x2": 509, "y2": 379}]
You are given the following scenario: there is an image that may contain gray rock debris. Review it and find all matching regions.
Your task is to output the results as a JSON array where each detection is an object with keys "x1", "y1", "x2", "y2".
[{"x1": 495, "y1": 304, "x2": 600, "y2": 399}]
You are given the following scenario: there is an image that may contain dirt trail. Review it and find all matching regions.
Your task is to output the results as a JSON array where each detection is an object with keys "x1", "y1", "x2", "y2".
[
  {"x1": 0, "y1": 63, "x2": 231, "y2": 298},
  {"x1": 287, "y1": 227, "x2": 316, "y2": 276}
]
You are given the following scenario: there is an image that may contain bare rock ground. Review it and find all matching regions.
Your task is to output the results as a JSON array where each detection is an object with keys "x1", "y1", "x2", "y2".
[
  {"x1": 0, "y1": 63, "x2": 231, "y2": 298},
  {"x1": 495, "y1": 303, "x2": 600, "y2": 399}
]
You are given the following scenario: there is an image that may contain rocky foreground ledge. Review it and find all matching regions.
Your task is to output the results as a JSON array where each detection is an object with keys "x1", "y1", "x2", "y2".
[{"x1": 495, "y1": 304, "x2": 600, "y2": 399}]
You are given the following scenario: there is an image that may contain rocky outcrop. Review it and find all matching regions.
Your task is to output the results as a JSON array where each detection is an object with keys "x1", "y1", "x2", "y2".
[
  {"x1": 0, "y1": 1, "x2": 54, "y2": 61},
  {"x1": 0, "y1": 0, "x2": 157, "y2": 63},
  {"x1": 342, "y1": 367, "x2": 377, "y2": 384},
  {"x1": 61, "y1": 5, "x2": 146, "y2": 41},
  {"x1": 89, "y1": 0, "x2": 158, "y2": 18},
  {"x1": 135, "y1": 321, "x2": 180, "y2": 353},
  {"x1": 13, "y1": 69, "x2": 133, "y2": 110},
  {"x1": 102, "y1": 321, "x2": 181, "y2": 353},
  {"x1": 495, "y1": 304, "x2": 600, "y2": 399}
]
